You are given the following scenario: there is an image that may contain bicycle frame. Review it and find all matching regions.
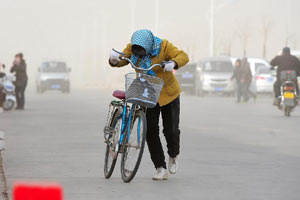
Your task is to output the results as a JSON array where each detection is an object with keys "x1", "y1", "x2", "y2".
[{"x1": 116, "y1": 102, "x2": 142, "y2": 152}]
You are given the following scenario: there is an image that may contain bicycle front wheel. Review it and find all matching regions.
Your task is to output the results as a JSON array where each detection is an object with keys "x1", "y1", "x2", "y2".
[{"x1": 121, "y1": 110, "x2": 147, "y2": 183}]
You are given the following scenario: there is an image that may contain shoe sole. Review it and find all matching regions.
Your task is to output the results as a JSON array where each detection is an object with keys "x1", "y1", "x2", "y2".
[{"x1": 152, "y1": 175, "x2": 168, "y2": 181}]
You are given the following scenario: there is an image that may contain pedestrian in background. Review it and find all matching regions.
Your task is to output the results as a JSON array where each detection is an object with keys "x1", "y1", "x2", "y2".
[
  {"x1": 10, "y1": 53, "x2": 28, "y2": 110},
  {"x1": 231, "y1": 59, "x2": 243, "y2": 103},
  {"x1": 0, "y1": 62, "x2": 5, "y2": 77},
  {"x1": 240, "y1": 57, "x2": 253, "y2": 102},
  {"x1": 0, "y1": 62, "x2": 5, "y2": 111}
]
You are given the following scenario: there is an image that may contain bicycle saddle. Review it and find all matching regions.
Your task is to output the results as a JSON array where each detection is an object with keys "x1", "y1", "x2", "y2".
[{"x1": 113, "y1": 90, "x2": 125, "y2": 100}]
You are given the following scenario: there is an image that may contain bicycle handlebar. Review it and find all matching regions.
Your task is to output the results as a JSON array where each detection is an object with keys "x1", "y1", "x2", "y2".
[
  {"x1": 112, "y1": 48, "x2": 165, "y2": 72},
  {"x1": 120, "y1": 57, "x2": 163, "y2": 71}
]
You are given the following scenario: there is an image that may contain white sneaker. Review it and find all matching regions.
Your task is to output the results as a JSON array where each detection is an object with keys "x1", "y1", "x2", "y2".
[
  {"x1": 152, "y1": 167, "x2": 168, "y2": 181},
  {"x1": 0, "y1": 107, "x2": 3, "y2": 113},
  {"x1": 168, "y1": 157, "x2": 178, "y2": 174}
]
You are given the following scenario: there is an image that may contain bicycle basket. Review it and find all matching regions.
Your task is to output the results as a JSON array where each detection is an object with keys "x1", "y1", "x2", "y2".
[{"x1": 125, "y1": 73, "x2": 164, "y2": 108}]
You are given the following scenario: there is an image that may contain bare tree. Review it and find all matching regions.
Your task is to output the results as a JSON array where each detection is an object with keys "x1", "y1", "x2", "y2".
[
  {"x1": 262, "y1": 18, "x2": 272, "y2": 59},
  {"x1": 290, "y1": 38, "x2": 298, "y2": 50},
  {"x1": 236, "y1": 23, "x2": 251, "y2": 57},
  {"x1": 214, "y1": 31, "x2": 236, "y2": 56},
  {"x1": 225, "y1": 32, "x2": 236, "y2": 56}
]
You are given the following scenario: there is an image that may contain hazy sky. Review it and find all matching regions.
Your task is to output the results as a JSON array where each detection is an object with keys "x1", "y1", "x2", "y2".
[{"x1": 0, "y1": 0, "x2": 299, "y2": 87}]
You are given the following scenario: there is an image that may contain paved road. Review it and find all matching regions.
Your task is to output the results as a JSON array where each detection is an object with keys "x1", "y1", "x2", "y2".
[{"x1": 0, "y1": 88, "x2": 300, "y2": 200}]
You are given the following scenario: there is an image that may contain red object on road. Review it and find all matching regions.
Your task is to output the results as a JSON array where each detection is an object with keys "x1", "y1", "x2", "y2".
[{"x1": 13, "y1": 182, "x2": 63, "y2": 200}]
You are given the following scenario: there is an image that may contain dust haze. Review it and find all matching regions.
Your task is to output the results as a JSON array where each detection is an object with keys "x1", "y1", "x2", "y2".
[{"x1": 0, "y1": 0, "x2": 299, "y2": 88}]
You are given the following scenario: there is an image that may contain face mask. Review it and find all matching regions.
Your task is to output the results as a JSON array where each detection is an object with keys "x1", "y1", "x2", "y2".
[{"x1": 131, "y1": 45, "x2": 146, "y2": 57}]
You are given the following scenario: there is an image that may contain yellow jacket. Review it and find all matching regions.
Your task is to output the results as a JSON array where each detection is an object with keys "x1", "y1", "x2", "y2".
[{"x1": 110, "y1": 39, "x2": 189, "y2": 106}]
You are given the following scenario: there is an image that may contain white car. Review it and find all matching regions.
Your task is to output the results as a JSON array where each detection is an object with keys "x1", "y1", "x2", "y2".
[
  {"x1": 36, "y1": 61, "x2": 71, "y2": 93},
  {"x1": 255, "y1": 66, "x2": 276, "y2": 93},
  {"x1": 197, "y1": 57, "x2": 235, "y2": 96}
]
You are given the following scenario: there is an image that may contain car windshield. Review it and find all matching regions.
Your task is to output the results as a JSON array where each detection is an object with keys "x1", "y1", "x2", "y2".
[
  {"x1": 203, "y1": 61, "x2": 233, "y2": 72},
  {"x1": 42, "y1": 62, "x2": 67, "y2": 72}
]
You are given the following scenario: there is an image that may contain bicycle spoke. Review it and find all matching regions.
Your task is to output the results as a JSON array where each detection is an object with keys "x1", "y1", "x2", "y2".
[{"x1": 122, "y1": 114, "x2": 144, "y2": 177}]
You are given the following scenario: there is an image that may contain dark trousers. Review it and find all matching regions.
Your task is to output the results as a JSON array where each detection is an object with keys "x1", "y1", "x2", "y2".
[
  {"x1": 236, "y1": 83, "x2": 242, "y2": 102},
  {"x1": 247, "y1": 85, "x2": 256, "y2": 99},
  {"x1": 0, "y1": 88, "x2": 4, "y2": 107},
  {"x1": 237, "y1": 83, "x2": 255, "y2": 102},
  {"x1": 15, "y1": 82, "x2": 27, "y2": 108},
  {"x1": 237, "y1": 83, "x2": 249, "y2": 102},
  {"x1": 146, "y1": 97, "x2": 180, "y2": 169},
  {"x1": 273, "y1": 80, "x2": 299, "y2": 97}
]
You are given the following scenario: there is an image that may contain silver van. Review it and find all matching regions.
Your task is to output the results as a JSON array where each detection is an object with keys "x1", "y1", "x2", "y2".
[
  {"x1": 36, "y1": 61, "x2": 71, "y2": 93},
  {"x1": 196, "y1": 57, "x2": 235, "y2": 96}
]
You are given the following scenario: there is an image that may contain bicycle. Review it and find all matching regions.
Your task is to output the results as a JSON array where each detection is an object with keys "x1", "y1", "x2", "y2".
[{"x1": 103, "y1": 50, "x2": 165, "y2": 182}]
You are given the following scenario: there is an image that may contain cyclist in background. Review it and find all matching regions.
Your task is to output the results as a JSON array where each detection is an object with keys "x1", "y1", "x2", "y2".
[
  {"x1": 270, "y1": 47, "x2": 300, "y2": 105},
  {"x1": 109, "y1": 29, "x2": 189, "y2": 180}
]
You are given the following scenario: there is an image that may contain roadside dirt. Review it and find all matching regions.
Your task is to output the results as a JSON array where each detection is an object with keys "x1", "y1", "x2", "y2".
[{"x1": 0, "y1": 152, "x2": 9, "y2": 200}]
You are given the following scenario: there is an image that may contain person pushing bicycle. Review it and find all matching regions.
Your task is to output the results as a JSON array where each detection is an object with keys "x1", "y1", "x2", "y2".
[{"x1": 109, "y1": 29, "x2": 189, "y2": 180}]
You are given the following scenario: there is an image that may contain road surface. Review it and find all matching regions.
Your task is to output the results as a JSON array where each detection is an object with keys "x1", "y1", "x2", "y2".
[{"x1": 0, "y1": 88, "x2": 300, "y2": 200}]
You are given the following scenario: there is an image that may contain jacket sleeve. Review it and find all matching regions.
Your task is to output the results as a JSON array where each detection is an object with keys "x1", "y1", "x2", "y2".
[
  {"x1": 163, "y1": 40, "x2": 189, "y2": 69},
  {"x1": 109, "y1": 43, "x2": 132, "y2": 68},
  {"x1": 11, "y1": 64, "x2": 26, "y2": 73},
  {"x1": 270, "y1": 56, "x2": 279, "y2": 69},
  {"x1": 295, "y1": 56, "x2": 300, "y2": 76}
]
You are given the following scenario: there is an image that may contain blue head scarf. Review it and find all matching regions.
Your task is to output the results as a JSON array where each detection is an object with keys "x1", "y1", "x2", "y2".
[{"x1": 130, "y1": 29, "x2": 162, "y2": 76}]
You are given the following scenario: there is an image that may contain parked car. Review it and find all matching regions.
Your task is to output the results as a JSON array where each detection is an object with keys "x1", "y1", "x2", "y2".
[
  {"x1": 255, "y1": 66, "x2": 276, "y2": 93},
  {"x1": 175, "y1": 62, "x2": 198, "y2": 94},
  {"x1": 196, "y1": 57, "x2": 235, "y2": 96},
  {"x1": 36, "y1": 61, "x2": 71, "y2": 93}
]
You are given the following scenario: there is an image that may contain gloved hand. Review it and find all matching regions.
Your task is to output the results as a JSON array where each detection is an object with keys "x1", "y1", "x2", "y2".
[
  {"x1": 109, "y1": 51, "x2": 121, "y2": 65},
  {"x1": 164, "y1": 61, "x2": 176, "y2": 72}
]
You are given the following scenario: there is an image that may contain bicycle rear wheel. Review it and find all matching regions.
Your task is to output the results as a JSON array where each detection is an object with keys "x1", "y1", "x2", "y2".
[
  {"x1": 121, "y1": 110, "x2": 147, "y2": 182},
  {"x1": 104, "y1": 111, "x2": 122, "y2": 179}
]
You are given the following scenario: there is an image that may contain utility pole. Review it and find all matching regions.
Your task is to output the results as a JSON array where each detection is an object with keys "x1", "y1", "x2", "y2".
[
  {"x1": 154, "y1": 0, "x2": 159, "y2": 35},
  {"x1": 285, "y1": 0, "x2": 290, "y2": 46},
  {"x1": 209, "y1": 0, "x2": 215, "y2": 57}
]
